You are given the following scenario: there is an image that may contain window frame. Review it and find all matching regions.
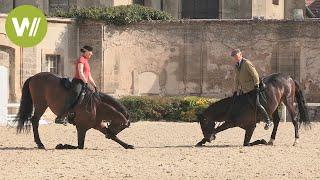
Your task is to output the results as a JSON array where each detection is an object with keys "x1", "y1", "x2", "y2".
[
  {"x1": 272, "y1": 0, "x2": 279, "y2": 5},
  {"x1": 46, "y1": 54, "x2": 61, "y2": 75}
]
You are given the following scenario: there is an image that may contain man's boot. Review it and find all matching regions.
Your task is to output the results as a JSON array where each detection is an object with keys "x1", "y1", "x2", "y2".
[
  {"x1": 255, "y1": 86, "x2": 273, "y2": 130},
  {"x1": 262, "y1": 112, "x2": 273, "y2": 130}
]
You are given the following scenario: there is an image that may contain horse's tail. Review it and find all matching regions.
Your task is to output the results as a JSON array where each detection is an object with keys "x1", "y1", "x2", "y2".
[
  {"x1": 294, "y1": 80, "x2": 311, "y2": 127},
  {"x1": 14, "y1": 77, "x2": 34, "y2": 133}
]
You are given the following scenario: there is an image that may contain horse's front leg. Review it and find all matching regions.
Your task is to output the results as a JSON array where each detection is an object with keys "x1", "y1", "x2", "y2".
[
  {"x1": 196, "y1": 121, "x2": 235, "y2": 147},
  {"x1": 76, "y1": 126, "x2": 87, "y2": 149},
  {"x1": 243, "y1": 126, "x2": 255, "y2": 146},
  {"x1": 243, "y1": 126, "x2": 267, "y2": 146},
  {"x1": 56, "y1": 126, "x2": 87, "y2": 149},
  {"x1": 94, "y1": 123, "x2": 134, "y2": 149},
  {"x1": 195, "y1": 138, "x2": 207, "y2": 147}
]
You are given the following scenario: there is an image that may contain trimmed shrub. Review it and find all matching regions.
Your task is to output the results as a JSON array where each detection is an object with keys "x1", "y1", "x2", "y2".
[
  {"x1": 53, "y1": 5, "x2": 173, "y2": 26},
  {"x1": 119, "y1": 96, "x2": 218, "y2": 122}
]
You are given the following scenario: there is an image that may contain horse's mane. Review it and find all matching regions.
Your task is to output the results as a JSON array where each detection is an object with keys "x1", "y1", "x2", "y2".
[
  {"x1": 97, "y1": 92, "x2": 130, "y2": 120},
  {"x1": 203, "y1": 96, "x2": 234, "y2": 118},
  {"x1": 209, "y1": 96, "x2": 233, "y2": 109},
  {"x1": 203, "y1": 90, "x2": 257, "y2": 121}
]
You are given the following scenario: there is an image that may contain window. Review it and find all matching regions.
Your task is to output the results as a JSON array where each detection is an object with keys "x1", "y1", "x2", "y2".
[
  {"x1": 182, "y1": 0, "x2": 219, "y2": 19},
  {"x1": 272, "y1": 0, "x2": 279, "y2": 5},
  {"x1": 271, "y1": 43, "x2": 300, "y2": 80},
  {"x1": 49, "y1": 0, "x2": 70, "y2": 14},
  {"x1": 46, "y1": 54, "x2": 61, "y2": 75},
  {"x1": 133, "y1": 0, "x2": 144, "y2": 5}
]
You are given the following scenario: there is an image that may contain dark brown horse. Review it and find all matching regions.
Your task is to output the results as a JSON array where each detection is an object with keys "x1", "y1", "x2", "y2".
[
  {"x1": 14, "y1": 72, "x2": 134, "y2": 149},
  {"x1": 196, "y1": 73, "x2": 310, "y2": 147}
]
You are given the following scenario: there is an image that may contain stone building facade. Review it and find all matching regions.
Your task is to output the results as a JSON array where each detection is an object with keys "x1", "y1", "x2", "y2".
[
  {"x1": 0, "y1": 0, "x2": 132, "y2": 15},
  {"x1": 141, "y1": 0, "x2": 305, "y2": 19},
  {"x1": 1, "y1": 0, "x2": 306, "y2": 19},
  {"x1": 1, "y1": 14, "x2": 320, "y2": 120},
  {"x1": 0, "y1": 14, "x2": 78, "y2": 104},
  {"x1": 76, "y1": 20, "x2": 320, "y2": 103}
]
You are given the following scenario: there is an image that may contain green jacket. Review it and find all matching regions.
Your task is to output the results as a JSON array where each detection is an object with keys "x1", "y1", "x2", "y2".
[{"x1": 234, "y1": 58, "x2": 260, "y2": 93}]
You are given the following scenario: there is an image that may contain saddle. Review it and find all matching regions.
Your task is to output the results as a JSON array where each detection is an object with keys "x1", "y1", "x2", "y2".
[{"x1": 61, "y1": 77, "x2": 74, "y2": 90}]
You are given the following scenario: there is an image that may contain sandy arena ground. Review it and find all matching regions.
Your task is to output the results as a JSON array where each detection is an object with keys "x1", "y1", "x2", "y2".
[{"x1": 0, "y1": 121, "x2": 319, "y2": 179}]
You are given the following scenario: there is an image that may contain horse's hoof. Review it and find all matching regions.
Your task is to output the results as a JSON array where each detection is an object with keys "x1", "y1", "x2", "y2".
[
  {"x1": 125, "y1": 145, "x2": 135, "y2": 149},
  {"x1": 65, "y1": 144, "x2": 79, "y2": 149},
  {"x1": 260, "y1": 139, "x2": 268, "y2": 145},
  {"x1": 37, "y1": 144, "x2": 45, "y2": 149},
  {"x1": 267, "y1": 141, "x2": 274, "y2": 146},
  {"x1": 55, "y1": 144, "x2": 64, "y2": 149},
  {"x1": 267, "y1": 139, "x2": 275, "y2": 146},
  {"x1": 195, "y1": 143, "x2": 204, "y2": 147}
]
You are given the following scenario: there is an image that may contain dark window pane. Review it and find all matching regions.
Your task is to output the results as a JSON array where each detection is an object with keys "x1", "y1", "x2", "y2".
[
  {"x1": 182, "y1": 0, "x2": 219, "y2": 19},
  {"x1": 133, "y1": 0, "x2": 144, "y2": 5}
]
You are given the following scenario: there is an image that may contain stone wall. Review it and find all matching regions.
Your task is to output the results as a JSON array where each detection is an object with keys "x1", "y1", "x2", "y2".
[{"x1": 78, "y1": 20, "x2": 320, "y2": 103}]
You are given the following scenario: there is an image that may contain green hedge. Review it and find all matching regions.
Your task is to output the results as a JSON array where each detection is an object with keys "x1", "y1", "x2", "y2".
[
  {"x1": 53, "y1": 5, "x2": 173, "y2": 26},
  {"x1": 119, "y1": 96, "x2": 218, "y2": 122}
]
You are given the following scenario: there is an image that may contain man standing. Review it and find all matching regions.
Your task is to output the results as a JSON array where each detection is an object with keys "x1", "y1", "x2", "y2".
[{"x1": 231, "y1": 49, "x2": 273, "y2": 130}]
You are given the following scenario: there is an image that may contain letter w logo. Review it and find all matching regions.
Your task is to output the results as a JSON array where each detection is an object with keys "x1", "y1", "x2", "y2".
[{"x1": 11, "y1": 17, "x2": 41, "y2": 37}]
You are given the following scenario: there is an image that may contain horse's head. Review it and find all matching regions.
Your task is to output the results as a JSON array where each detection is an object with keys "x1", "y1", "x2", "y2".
[
  {"x1": 106, "y1": 113, "x2": 130, "y2": 138},
  {"x1": 198, "y1": 113, "x2": 216, "y2": 142}
]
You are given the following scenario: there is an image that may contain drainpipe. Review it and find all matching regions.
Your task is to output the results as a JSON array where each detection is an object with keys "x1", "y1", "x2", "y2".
[
  {"x1": 13, "y1": 0, "x2": 16, "y2": 8},
  {"x1": 20, "y1": 47, "x2": 23, "y2": 88}
]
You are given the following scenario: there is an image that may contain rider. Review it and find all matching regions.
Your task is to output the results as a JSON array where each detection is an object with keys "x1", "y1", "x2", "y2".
[
  {"x1": 231, "y1": 49, "x2": 273, "y2": 130},
  {"x1": 55, "y1": 45, "x2": 98, "y2": 124}
]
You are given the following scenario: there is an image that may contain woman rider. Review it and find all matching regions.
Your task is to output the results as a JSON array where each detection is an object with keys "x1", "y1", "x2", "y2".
[{"x1": 55, "y1": 45, "x2": 98, "y2": 124}]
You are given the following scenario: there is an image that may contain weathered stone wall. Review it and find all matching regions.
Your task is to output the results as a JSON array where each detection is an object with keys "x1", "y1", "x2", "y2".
[{"x1": 82, "y1": 20, "x2": 320, "y2": 103}]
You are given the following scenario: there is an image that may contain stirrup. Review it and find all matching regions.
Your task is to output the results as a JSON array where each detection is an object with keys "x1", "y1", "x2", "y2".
[
  {"x1": 55, "y1": 115, "x2": 68, "y2": 126},
  {"x1": 264, "y1": 121, "x2": 273, "y2": 130}
]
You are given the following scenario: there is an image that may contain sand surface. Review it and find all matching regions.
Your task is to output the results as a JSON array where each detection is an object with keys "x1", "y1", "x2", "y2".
[{"x1": 0, "y1": 122, "x2": 319, "y2": 179}]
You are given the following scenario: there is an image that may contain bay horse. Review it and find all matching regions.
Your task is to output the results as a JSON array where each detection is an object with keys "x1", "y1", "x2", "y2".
[
  {"x1": 14, "y1": 72, "x2": 134, "y2": 149},
  {"x1": 196, "y1": 73, "x2": 310, "y2": 147}
]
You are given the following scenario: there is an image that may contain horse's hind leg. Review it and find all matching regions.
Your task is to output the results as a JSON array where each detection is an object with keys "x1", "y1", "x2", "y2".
[
  {"x1": 94, "y1": 124, "x2": 134, "y2": 149},
  {"x1": 283, "y1": 96, "x2": 299, "y2": 146},
  {"x1": 31, "y1": 104, "x2": 47, "y2": 149},
  {"x1": 268, "y1": 109, "x2": 281, "y2": 146}
]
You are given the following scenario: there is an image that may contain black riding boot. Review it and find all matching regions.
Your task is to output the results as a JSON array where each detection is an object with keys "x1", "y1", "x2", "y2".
[
  {"x1": 55, "y1": 105, "x2": 73, "y2": 126},
  {"x1": 256, "y1": 92, "x2": 273, "y2": 130},
  {"x1": 55, "y1": 80, "x2": 83, "y2": 125}
]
